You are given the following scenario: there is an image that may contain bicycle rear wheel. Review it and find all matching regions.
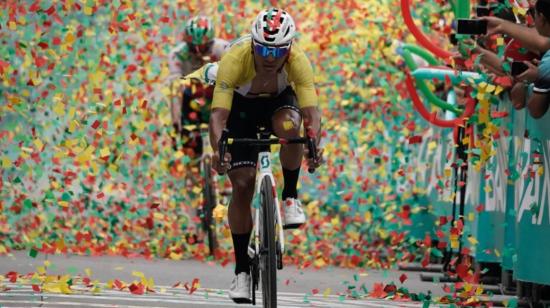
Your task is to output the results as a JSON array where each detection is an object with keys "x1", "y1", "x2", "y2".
[
  {"x1": 202, "y1": 158, "x2": 218, "y2": 256},
  {"x1": 259, "y1": 176, "x2": 277, "y2": 308}
]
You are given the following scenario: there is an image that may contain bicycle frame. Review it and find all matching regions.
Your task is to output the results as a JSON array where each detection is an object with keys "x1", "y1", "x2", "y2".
[{"x1": 254, "y1": 151, "x2": 285, "y2": 258}]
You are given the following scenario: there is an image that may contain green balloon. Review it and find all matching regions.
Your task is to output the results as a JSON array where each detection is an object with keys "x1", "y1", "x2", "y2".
[{"x1": 401, "y1": 45, "x2": 461, "y2": 115}]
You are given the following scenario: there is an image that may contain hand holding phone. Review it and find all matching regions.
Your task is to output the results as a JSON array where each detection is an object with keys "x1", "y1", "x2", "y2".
[
  {"x1": 511, "y1": 61, "x2": 529, "y2": 77},
  {"x1": 456, "y1": 19, "x2": 488, "y2": 35}
]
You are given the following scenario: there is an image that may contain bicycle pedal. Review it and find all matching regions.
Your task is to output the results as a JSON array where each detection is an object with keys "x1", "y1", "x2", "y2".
[
  {"x1": 283, "y1": 223, "x2": 303, "y2": 230},
  {"x1": 231, "y1": 298, "x2": 252, "y2": 304}
]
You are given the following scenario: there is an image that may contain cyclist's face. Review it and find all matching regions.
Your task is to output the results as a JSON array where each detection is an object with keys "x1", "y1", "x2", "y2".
[
  {"x1": 189, "y1": 41, "x2": 213, "y2": 56},
  {"x1": 252, "y1": 42, "x2": 289, "y2": 73}
]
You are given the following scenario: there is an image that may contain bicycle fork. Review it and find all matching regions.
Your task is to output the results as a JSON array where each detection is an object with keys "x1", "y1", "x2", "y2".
[{"x1": 254, "y1": 152, "x2": 285, "y2": 262}]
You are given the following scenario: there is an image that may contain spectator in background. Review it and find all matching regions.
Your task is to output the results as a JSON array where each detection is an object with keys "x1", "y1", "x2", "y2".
[{"x1": 485, "y1": 0, "x2": 550, "y2": 118}]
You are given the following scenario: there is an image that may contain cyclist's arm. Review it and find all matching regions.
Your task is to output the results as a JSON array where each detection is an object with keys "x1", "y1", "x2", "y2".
[
  {"x1": 210, "y1": 108, "x2": 230, "y2": 152},
  {"x1": 288, "y1": 52, "x2": 321, "y2": 141},
  {"x1": 301, "y1": 106, "x2": 321, "y2": 144},
  {"x1": 170, "y1": 80, "x2": 182, "y2": 131},
  {"x1": 209, "y1": 54, "x2": 239, "y2": 150},
  {"x1": 529, "y1": 60, "x2": 550, "y2": 118}
]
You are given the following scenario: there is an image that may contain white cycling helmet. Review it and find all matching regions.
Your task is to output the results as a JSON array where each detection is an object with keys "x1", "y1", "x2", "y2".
[{"x1": 251, "y1": 8, "x2": 296, "y2": 46}]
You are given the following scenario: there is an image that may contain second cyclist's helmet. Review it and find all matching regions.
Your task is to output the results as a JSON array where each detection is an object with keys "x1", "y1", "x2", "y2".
[{"x1": 185, "y1": 16, "x2": 214, "y2": 45}]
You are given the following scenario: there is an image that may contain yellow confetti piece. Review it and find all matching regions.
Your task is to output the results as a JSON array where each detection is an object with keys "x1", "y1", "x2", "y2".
[
  {"x1": 169, "y1": 252, "x2": 183, "y2": 260},
  {"x1": 53, "y1": 102, "x2": 66, "y2": 116},
  {"x1": 364, "y1": 211, "x2": 372, "y2": 223},
  {"x1": 34, "y1": 138, "x2": 44, "y2": 151},
  {"x1": 174, "y1": 150, "x2": 184, "y2": 159},
  {"x1": 323, "y1": 288, "x2": 332, "y2": 297},
  {"x1": 75, "y1": 145, "x2": 96, "y2": 164},
  {"x1": 314, "y1": 257, "x2": 326, "y2": 267},
  {"x1": 282, "y1": 120, "x2": 295, "y2": 131},
  {"x1": 84, "y1": 6, "x2": 93, "y2": 15},
  {"x1": 192, "y1": 186, "x2": 202, "y2": 194},
  {"x1": 451, "y1": 240, "x2": 459, "y2": 249},
  {"x1": 37, "y1": 266, "x2": 46, "y2": 275},
  {"x1": 21, "y1": 146, "x2": 34, "y2": 153},
  {"x1": 85, "y1": 268, "x2": 92, "y2": 277},
  {"x1": 468, "y1": 236, "x2": 478, "y2": 246},
  {"x1": 100, "y1": 147, "x2": 110, "y2": 158},
  {"x1": 1, "y1": 156, "x2": 12, "y2": 167}
]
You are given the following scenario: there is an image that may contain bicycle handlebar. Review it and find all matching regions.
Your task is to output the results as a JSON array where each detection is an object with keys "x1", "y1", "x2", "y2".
[{"x1": 218, "y1": 128, "x2": 318, "y2": 174}]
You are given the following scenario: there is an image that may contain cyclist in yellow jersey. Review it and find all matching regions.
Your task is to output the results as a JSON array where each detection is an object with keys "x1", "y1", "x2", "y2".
[{"x1": 206, "y1": 8, "x2": 323, "y2": 303}]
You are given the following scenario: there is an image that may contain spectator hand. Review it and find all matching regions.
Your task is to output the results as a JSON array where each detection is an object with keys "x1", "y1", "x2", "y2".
[
  {"x1": 479, "y1": 16, "x2": 505, "y2": 37},
  {"x1": 510, "y1": 82, "x2": 527, "y2": 110},
  {"x1": 516, "y1": 60, "x2": 539, "y2": 83}
]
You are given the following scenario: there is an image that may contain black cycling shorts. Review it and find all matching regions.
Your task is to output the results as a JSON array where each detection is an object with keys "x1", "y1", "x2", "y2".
[{"x1": 226, "y1": 87, "x2": 301, "y2": 170}]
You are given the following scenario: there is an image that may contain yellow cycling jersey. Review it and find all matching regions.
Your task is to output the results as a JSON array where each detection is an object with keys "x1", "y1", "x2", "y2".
[{"x1": 212, "y1": 36, "x2": 318, "y2": 110}]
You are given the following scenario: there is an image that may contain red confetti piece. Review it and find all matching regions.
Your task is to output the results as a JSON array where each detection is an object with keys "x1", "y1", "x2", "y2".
[
  {"x1": 129, "y1": 283, "x2": 144, "y2": 295},
  {"x1": 91, "y1": 120, "x2": 100, "y2": 129}
]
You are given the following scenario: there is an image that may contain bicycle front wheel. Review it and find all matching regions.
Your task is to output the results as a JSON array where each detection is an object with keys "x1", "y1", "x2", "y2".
[
  {"x1": 202, "y1": 158, "x2": 218, "y2": 257},
  {"x1": 259, "y1": 176, "x2": 277, "y2": 308}
]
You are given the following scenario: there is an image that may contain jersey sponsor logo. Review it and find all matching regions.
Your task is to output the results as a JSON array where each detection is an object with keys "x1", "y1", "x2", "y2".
[{"x1": 219, "y1": 81, "x2": 229, "y2": 90}]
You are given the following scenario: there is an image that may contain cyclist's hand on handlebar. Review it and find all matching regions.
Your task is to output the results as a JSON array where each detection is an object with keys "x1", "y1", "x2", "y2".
[
  {"x1": 213, "y1": 151, "x2": 232, "y2": 174},
  {"x1": 304, "y1": 146, "x2": 324, "y2": 170}
]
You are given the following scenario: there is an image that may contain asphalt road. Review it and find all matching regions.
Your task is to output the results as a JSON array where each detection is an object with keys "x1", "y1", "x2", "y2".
[{"x1": 0, "y1": 251, "x2": 509, "y2": 307}]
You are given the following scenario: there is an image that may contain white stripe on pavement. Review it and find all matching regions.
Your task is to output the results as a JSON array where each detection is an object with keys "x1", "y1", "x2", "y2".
[{"x1": 0, "y1": 283, "x2": 425, "y2": 308}]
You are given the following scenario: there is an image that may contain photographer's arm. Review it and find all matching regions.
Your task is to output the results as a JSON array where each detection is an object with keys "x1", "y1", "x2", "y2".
[
  {"x1": 527, "y1": 92, "x2": 550, "y2": 118},
  {"x1": 473, "y1": 46, "x2": 506, "y2": 76},
  {"x1": 482, "y1": 16, "x2": 550, "y2": 54}
]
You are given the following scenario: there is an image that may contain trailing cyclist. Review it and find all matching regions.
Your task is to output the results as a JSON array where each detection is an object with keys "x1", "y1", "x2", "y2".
[
  {"x1": 206, "y1": 8, "x2": 324, "y2": 303},
  {"x1": 168, "y1": 15, "x2": 229, "y2": 157}
]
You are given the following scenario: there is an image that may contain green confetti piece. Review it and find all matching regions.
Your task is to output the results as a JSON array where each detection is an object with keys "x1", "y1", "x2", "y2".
[
  {"x1": 67, "y1": 267, "x2": 79, "y2": 276},
  {"x1": 28, "y1": 248, "x2": 38, "y2": 258}
]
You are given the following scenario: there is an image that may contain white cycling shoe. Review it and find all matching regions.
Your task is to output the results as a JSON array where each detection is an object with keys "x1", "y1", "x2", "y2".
[
  {"x1": 283, "y1": 198, "x2": 306, "y2": 229},
  {"x1": 228, "y1": 272, "x2": 251, "y2": 304}
]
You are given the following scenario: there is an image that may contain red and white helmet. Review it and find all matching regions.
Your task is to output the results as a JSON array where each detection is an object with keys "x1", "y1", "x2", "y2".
[{"x1": 251, "y1": 8, "x2": 296, "y2": 46}]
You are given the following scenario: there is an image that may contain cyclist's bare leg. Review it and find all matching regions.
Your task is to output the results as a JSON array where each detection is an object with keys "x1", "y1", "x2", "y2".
[
  {"x1": 227, "y1": 167, "x2": 255, "y2": 232},
  {"x1": 271, "y1": 108, "x2": 303, "y2": 169},
  {"x1": 227, "y1": 167, "x2": 255, "y2": 275},
  {"x1": 272, "y1": 108, "x2": 303, "y2": 200}
]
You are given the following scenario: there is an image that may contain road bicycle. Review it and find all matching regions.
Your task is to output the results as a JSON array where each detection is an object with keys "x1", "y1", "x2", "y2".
[
  {"x1": 218, "y1": 127, "x2": 318, "y2": 307},
  {"x1": 185, "y1": 123, "x2": 227, "y2": 257}
]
